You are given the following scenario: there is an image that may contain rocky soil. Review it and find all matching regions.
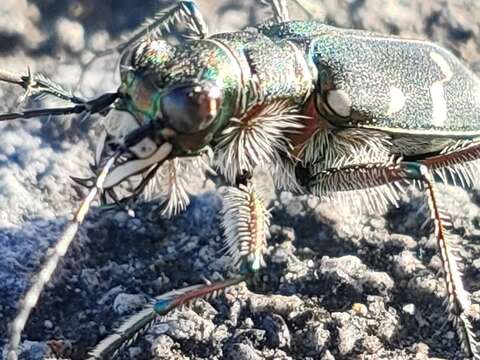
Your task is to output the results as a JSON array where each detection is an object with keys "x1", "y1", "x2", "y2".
[{"x1": 0, "y1": 1, "x2": 480, "y2": 359}]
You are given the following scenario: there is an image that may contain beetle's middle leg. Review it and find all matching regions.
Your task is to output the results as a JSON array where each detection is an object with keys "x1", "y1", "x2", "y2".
[
  {"x1": 87, "y1": 174, "x2": 270, "y2": 359},
  {"x1": 306, "y1": 151, "x2": 480, "y2": 358}
]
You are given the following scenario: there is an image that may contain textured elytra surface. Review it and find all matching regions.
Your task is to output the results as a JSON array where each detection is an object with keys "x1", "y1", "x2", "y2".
[{"x1": 0, "y1": 1, "x2": 480, "y2": 359}]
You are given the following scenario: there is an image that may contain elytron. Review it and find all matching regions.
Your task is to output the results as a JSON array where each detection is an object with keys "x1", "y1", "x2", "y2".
[{"x1": 2, "y1": 0, "x2": 480, "y2": 358}]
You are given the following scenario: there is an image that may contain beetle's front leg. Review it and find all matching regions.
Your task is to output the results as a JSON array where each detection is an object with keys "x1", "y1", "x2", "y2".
[
  {"x1": 78, "y1": 0, "x2": 208, "y2": 88},
  {"x1": 114, "y1": 0, "x2": 208, "y2": 55},
  {"x1": 307, "y1": 158, "x2": 479, "y2": 359},
  {"x1": 87, "y1": 175, "x2": 270, "y2": 359},
  {"x1": 0, "y1": 67, "x2": 89, "y2": 108}
]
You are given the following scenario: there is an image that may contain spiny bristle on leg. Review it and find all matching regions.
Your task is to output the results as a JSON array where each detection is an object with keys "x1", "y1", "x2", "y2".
[
  {"x1": 143, "y1": 154, "x2": 213, "y2": 217},
  {"x1": 221, "y1": 183, "x2": 270, "y2": 273},
  {"x1": 215, "y1": 100, "x2": 305, "y2": 184},
  {"x1": 300, "y1": 128, "x2": 392, "y2": 171},
  {"x1": 158, "y1": 159, "x2": 190, "y2": 217},
  {"x1": 269, "y1": 155, "x2": 303, "y2": 193},
  {"x1": 420, "y1": 169, "x2": 479, "y2": 359},
  {"x1": 422, "y1": 140, "x2": 480, "y2": 188},
  {"x1": 308, "y1": 157, "x2": 408, "y2": 212}
]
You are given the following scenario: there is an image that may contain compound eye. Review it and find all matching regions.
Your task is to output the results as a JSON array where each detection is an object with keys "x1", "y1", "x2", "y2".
[{"x1": 161, "y1": 81, "x2": 222, "y2": 133}]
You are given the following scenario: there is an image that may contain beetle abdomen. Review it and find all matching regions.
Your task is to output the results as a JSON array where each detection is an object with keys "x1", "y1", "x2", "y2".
[{"x1": 310, "y1": 32, "x2": 480, "y2": 135}]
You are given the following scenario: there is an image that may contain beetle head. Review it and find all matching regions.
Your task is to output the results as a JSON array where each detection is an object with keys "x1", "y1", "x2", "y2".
[
  {"x1": 118, "y1": 39, "x2": 227, "y2": 154},
  {"x1": 95, "y1": 39, "x2": 227, "y2": 201}
]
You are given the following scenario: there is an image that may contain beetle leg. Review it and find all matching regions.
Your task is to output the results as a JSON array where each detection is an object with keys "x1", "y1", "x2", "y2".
[
  {"x1": 77, "y1": 0, "x2": 208, "y2": 90},
  {"x1": 418, "y1": 140, "x2": 480, "y2": 188},
  {"x1": 114, "y1": 0, "x2": 208, "y2": 55},
  {"x1": 223, "y1": 173, "x2": 271, "y2": 273},
  {"x1": 0, "y1": 91, "x2": 119, "y2": 121},
  {"x1": 87, "y1": 276, "x2": 247, "y2": 360},
  {"x1": 307, "y1": 159, "x2": 479, "y2": 359},
  {"x1": 0, "y1": 67, "x2": 87, "y2": 106},
  {"x1": 7, "y1": 152, "x2": 122, "y2": 360},
  {"x1": 402, "y1": 162, "x2": 479, "y2": 359},
  {"x1": 88, "y1": 175, "x2": 270, "y2": 359}
]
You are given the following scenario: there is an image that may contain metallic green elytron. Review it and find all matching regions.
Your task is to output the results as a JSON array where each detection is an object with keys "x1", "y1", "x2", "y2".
[{"x1": 2, "y1": 1, "x2": 480, "y2": 359}]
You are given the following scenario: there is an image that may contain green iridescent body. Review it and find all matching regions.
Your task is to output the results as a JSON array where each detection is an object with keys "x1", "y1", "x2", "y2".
[{"x1": 119, "y1": 20, "x2": 480, "y2": 162}]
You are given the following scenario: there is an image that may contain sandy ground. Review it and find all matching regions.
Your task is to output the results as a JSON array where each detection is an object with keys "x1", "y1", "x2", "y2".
[{"x1": 0, "y1": 1, "x2": 480, "y2": 359}]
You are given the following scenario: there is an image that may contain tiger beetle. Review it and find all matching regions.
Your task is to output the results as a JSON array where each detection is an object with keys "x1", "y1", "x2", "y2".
[{"x1": 1, "y1": 0, "x2": 479, "y2": 358}]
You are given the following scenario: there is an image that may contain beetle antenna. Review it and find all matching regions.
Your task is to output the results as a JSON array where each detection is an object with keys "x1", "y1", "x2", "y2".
[{"x1": 7, "y1": 152, "x2": 122, "y2": 360}]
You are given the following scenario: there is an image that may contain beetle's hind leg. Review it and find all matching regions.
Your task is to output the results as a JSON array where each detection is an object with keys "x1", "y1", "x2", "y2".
[
  {"x1": 306, "y1": 153, "x2": 480, "y2": 359},
  {"x1": 88, "y1": 175, "x2": 271, "y2": 359},
  {"x1": 419, "y1": 139, "x2": 480, "y2": 188}
]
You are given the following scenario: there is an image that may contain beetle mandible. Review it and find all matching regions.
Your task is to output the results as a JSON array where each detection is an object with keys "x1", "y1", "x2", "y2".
[{"x1": 1, "y1": 0, "x2": 479, "y2": 359}]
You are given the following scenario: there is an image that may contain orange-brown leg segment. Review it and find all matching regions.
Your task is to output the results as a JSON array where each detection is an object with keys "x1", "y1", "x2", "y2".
[{"x1": 307, "y1": 150, "x2": 480, "y2": 359}]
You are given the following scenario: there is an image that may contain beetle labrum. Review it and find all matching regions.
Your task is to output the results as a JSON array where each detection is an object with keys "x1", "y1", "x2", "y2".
[{"x1": 1, "y1": 0, "x2": 479, "y2": 358}]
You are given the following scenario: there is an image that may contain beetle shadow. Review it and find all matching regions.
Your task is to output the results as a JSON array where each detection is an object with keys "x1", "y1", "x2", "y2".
[
  {"x1": 0, "y1": 217, "x2": 74, "y2": 349},
  {"x1": 0, "y1": 191, "x2": 234, "y2": 358}
]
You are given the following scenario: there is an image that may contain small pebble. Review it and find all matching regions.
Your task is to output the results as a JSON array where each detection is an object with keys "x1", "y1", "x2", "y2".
[
  {"x1": 352, "y1": 303, "x2": 368, "y2": 317},
  {"x1": 403, "y1": 303, "x2": 415, "y2": 315},
  {"x1": 113, "y1": 293, "x2": 145, "y2": 315},
  {"x1": 44, "y1": 320, "x2": 53, "y2": 329},
  {"x1": 55, "y1": 18, "x2": 85, "y2": 52}
]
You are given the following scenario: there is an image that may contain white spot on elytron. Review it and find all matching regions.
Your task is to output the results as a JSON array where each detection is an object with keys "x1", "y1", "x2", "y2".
[
  {"x1": 431, "y1": 52, "x2": 453, "y2": 79},
  {"x1": 430, "y1": 51, "x2": 453, "y2": 127},
  {"x1": 386, "y1": 86, "x2": 406, "y2": 115},
  {"x1": 326, "y1": 89, "x2": 352, "y2": 117}
]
